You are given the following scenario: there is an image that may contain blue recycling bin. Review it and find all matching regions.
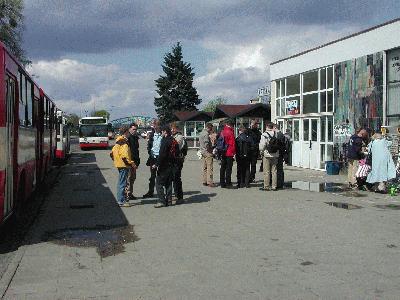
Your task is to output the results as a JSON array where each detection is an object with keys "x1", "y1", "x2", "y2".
[{"x1": 325, "y1": 161, "x2": 341, "y2": 175}]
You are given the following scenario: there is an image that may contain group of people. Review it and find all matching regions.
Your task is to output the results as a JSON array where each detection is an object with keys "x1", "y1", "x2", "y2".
[
  {"x1": 347, "y1": 128, "x2": 397, "y2": 193},
  {"x1": 111, "y1": 120, "x2": 188, "y2": 208},
  {"x1": 110, "y1": 118, "x2": 290, "y2": 208},
  {"x1": 199, "y1": 119, "x2": 289, "y2": 191}
]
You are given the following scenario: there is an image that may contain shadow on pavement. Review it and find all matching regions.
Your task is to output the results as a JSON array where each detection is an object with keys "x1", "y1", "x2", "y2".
[{"x1": 25, "y1": 153, "x2": 137, "y2": 258}]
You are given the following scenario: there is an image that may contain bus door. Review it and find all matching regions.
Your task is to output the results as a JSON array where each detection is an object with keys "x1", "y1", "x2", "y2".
[{"x1": 4, "y1": 74, "x2": 16, "y2": 217}]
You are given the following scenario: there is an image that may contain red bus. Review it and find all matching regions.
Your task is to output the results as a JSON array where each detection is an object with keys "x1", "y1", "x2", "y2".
[{"x1": 0, "y1": 41, "x2": 58, "y2": 224}]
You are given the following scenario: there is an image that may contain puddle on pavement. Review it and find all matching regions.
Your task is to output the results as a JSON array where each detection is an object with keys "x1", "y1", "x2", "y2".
[
  {"x1": 288, "y1": 181, "x2": 366, "y2": 197},
  {"x1": 43, "y1": 224, "x2": 139, "y2": 258},
  {"x1": 375, "y1": 204, "x2": 400, "y2": 210},
  {"x1": 325, "y1": 202, "x2": 362, "y2": 209}
]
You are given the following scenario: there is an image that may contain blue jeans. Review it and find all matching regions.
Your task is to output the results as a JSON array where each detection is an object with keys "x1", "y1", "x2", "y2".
[{"x1": 117, "y1": 168, "x2": 129, "y2": 204}]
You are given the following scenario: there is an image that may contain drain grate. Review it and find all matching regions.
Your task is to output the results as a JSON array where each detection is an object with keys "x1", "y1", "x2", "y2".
[
  {"x1": 70, "y1": 204, "x2": 94, "y2": 209},
  {"x1": 325, "y1": 202, "x2": 362, "y2": 209}
]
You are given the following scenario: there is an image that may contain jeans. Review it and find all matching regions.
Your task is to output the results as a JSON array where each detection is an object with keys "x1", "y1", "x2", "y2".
[
  {"x1": 117, "y1": 168, "x2": 129, "y2": 204},
  {"x1": 220, "y1": 156, "x2": 234, "y2": 186}
]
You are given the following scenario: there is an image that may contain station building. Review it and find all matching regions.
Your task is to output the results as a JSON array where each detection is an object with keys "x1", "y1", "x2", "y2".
[{"x1": 270, "y1": 18, "x2": 400, "y2": 170}]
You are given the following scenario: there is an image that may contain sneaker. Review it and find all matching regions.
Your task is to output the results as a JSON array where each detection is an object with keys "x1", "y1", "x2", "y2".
[
  {"x1": 259, "y1": 187, "x2": 270, "y2": 191},
  {"x1": 271, "y1": 188, "x2": 277, "y2": 191},
  {"x1": 142, "y1": 192, "x2": 154, "y2": 198},
  {"x1": 154, "y1": 202, "x2": 166, "y2": 208},
  {"x1": 119, "y1": 202, "x2": 133, "y2": 207}
]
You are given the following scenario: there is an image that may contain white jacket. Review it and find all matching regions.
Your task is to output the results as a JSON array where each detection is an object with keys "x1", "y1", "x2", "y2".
[{"x1": 259, "y1": 130, "x2": 279, "y2": 158}]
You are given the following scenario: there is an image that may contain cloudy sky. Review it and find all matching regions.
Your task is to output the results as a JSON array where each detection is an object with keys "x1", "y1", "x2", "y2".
[{"x1": 23, "y1": 0, "x2": 399, "y2": 120}]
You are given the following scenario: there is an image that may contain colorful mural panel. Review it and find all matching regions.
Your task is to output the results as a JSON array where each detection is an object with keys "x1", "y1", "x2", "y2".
[{"x1": 334, "y1": 52, "x2": 383, "y2": 132}]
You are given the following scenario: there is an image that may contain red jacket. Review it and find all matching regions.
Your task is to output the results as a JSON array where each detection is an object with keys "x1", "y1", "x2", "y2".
[{"x1": 222, "y1": 125, "x2": 236, "y2": 157}]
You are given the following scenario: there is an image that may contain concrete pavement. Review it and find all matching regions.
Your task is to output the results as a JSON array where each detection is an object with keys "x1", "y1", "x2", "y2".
[{"x1": 1, "y1": 139, "x2": 400, "y2": 299}]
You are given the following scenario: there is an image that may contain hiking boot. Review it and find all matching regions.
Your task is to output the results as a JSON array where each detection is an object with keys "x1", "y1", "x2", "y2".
[{"x1": 142, "y1": 192, "x2": 154, "y2": 198}]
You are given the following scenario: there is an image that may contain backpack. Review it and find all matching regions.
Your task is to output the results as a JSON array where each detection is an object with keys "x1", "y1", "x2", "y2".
[
  {"x1": 180, "y1": 137, "x2": 188, "y2": 156},
  {"x1": 238, "y1": 138, "x2": 249, "y2": 158},
  {"x1": 169, "y1": 138, "x2": 180, "y2": 161},
  {"x1": 216, "y1": 134, "x2": 228, "y2": 154},
  {"x1": 265, "y1": 132, "x2": 280, "y2": 154}
]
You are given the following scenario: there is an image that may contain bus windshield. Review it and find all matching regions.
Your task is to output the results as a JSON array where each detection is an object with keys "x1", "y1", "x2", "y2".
[{"x1": 79, "y1": 125, "x2": 109, "y2": 138}]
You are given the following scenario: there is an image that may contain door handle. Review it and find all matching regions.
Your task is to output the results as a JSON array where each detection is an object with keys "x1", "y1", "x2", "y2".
[{"x1": 309, "y1": 140, "x2": 312, "y2": 149}]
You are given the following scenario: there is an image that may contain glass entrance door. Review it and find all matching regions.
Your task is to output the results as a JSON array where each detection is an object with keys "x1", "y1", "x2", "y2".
[{"x1": 301, "y1": 118, "x2": 320, "y2": 169}]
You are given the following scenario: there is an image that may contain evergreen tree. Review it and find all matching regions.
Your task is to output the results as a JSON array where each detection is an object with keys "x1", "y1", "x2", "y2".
[
  {"x1": 0, "y1": 0, "x2": 30, "y2": 65},
  {"x1": 154, "y1": 42, "x2": 201, "y2": 124}
]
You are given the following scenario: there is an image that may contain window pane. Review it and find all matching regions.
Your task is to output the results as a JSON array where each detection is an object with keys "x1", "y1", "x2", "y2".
[
  {"x1": 196, "y1": 121, "x2": 204, "y2": 136},
  {"x1": 320, "y1": 92, "x2": 327, "y2": 112},
  {"x1": 327, "y1": 90, "x2": 333, "y2": 111},
  {"x1": 303, "y1": 93, "x2": 318, "y2": 114},
  {"x1": 311, "y1": 119, "x2": 318, "y2": 141},
  {"x1": 320, "y1": 144, "x2": 326, "y2": 169},
  {"x1": 280, "y1": 99, "x2": 285, "y2": 116},
  {"x1": 286, "y1": 120, "x2": 293, "y2": 137},
  {"x1": 281, "y1": 80, "x2": 286, "y2": 97},
  {"x1": 387, "y1": 82, "x2": 400, "y2": 115},
  {"x1": 276, "y1": 99, "x2": 281, "y2": 117},
  {"x1": 327, "y1": 66, "x2": 333, "y2": 88},
  {"x1": 303, "y1": 119, "x2": 309, "y2": 141},
  {"x1": 286, "y1": 75, "x2": 300, "y2": 95},
  {"x1": 321, "y1": 117, "x2": 326, "y2": 142},
  {"x1": 19, "y1": 75, "x2": 26, "y2": 126},
  {"x1": 320, "y1": 68, "x2": 326, "y2": 90},
  {"x1": 186, "y1": 122, "x2": 195, "y2": 137},
  {"x1": 27, "y1": 80, "x2": 33, "y2": 126},
  {"x1": 293, "y1": 120, "x2": 299, "y2": 141},
  {"x1": 285, "y1": 97, "x2": 300, "y2": 115},
  {"x1": 327, "y1": 117, "x2": 333, "y2": 142},
  {"x1": 303, "y1": 70, "x2": 318, "y2": 93},
  {"x1": 326, "y1": 144, "x2": 334, "y2": 161},
  {"x1": 276, "y1": 81, "x2": 281, "y2": 98}
]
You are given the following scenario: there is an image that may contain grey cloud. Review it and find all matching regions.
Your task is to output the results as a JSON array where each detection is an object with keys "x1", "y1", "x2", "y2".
[{"x1": 23, "y1": 0, "x2": 400, "y2": 59}]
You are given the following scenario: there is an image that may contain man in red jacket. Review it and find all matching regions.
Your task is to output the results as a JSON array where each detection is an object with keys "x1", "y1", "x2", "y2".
[{"x1": 220, "y1": 119, "x2": 237, "y2": 188}]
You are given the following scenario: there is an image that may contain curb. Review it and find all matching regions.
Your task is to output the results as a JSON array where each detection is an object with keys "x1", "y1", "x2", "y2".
[{"x1": 0, "y1": 166, "x2": 62, "y2": 299}]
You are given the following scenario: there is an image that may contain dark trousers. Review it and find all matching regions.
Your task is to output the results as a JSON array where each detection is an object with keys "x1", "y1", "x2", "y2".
[
  {"x1": 220, "y1": 156, "x2": 234, "y2": 186},
  {"x1": 173, "y1": 161, "x2": 184, "y2": 200},
  {"x1": 148, "y1": 166, "x2": 157, "y2": 194},
  {"x1": 237, "y1": 157, "x2": 251, "y2": 187},
  {"x1": 277, "y1": 156, "x2": 284, "y2": 189},
  {"x1": 156, "y1": 167, "x2": 173, "y2": 205},
  {"x1": 250, "y1": 151, "x2": 259, "y2": 181}
]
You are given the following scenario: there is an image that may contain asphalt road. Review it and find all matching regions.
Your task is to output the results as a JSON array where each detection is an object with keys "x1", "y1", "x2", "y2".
[{"x1": 1, "y1": 138, "x2": 400, "y2": 299}]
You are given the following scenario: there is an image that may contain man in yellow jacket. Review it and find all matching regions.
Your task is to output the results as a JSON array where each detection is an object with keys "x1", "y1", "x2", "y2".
[{"x1": 110, "y1": 126, "x2": 137, "y2": 207}]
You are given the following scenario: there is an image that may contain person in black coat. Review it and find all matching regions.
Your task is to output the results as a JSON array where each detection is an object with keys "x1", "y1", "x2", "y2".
[
  {"x1": 127, "y1": 123, "x2": 140, "y2": 200},
  {"x1": 248, "y1": 119, "x2": 262, "y2": 182},
  {"x1": 153, "y1": 125, "x2": 178, "y2": 208},
  {"x1": 235, "y1": 126, "x2": 255, "y2": 188}
]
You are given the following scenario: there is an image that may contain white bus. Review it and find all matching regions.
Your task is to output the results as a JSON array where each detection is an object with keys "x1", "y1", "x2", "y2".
[
  {"x1": 55, "y1": 110, "x2": 71, "y2": 161},
  {"x1": 78, "y1": 117, "x2": 110, "y2": 150}
]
